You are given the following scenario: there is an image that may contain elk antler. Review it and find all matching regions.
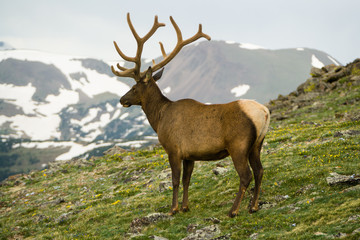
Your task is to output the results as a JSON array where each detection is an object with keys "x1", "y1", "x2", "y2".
[
  {"x1": 111, "y1": 13, "x2": 165, "y2": 81},
  {"x1": 151, "y1": 17, "x2": 211, "y2": 73},
  {"x1": 112, "y1": 13, "x2": 211, "y2": 81}
]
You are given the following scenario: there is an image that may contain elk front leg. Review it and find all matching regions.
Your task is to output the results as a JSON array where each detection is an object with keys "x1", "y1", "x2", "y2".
[
  {"x1": 182, "y1": 160, "x2": 194, "y2": 212},
  {"x1": 169, "y1": 155, "x2": 181, "y2": 215}
]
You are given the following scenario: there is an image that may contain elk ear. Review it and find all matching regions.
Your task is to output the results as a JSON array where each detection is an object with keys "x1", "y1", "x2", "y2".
[
  {"x1": 143, "y1": 66, "x2": 153, "y2": 83},
  {"x1": 153, "y1": 68, "x2": 165, "y2": 82}
]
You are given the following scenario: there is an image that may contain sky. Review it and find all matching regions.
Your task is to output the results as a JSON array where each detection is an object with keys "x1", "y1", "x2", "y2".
[{"x1": 0, "y1": 0, "x2": 359, "y2": 65}]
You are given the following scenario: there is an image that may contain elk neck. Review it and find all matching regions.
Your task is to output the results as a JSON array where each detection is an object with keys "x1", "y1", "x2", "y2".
[{"x1": 141, "y1": 81, "x2": 171, "y2": 132}]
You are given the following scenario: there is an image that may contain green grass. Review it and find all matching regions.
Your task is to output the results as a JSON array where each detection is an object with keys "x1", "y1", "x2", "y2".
[{"x1": 1, "y1": 84, "x2": 360, "y2": 239}]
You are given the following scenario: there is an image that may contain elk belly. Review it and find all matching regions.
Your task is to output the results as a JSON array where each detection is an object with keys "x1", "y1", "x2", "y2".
[{"x1": 185, "y1": 149, "x2": 230, "y2": 161}]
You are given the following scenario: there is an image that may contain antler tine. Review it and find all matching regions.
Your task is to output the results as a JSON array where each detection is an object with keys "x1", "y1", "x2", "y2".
[
  {"x1": 112, "y1": 13, "x2": 165, "y2": 82},
  {"x1": 143, "y1": 15, "x2": 166, "y2": 42},
  {"x1": 111, "y1": 65, "x2": 135, "y2": 78},
  {"x1": 149, "y1": 16, "x2": 211, "y2": 74},
  {"x1": 113, "y1": 41, "x2": 136, "y2": 62},
  {"x1": 182, "y1": 24, "x2": 211, "y2": 45},
  {"x1": 159, "y1": 42, "x2": 167, "y2": 58}
]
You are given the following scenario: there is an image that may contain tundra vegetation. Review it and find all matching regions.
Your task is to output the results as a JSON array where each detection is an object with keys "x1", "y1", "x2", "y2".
[
  {"x1": 0, "y1": 59, "x2": 359, "y2": 239},
  {"x1": 3, "y1": 14, "x2": 360, "y2": 240}
]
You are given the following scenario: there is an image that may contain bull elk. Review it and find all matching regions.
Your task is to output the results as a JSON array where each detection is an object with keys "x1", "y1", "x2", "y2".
[{"x1": 111, "y1": 13, "x2": 270, "y2": 217}]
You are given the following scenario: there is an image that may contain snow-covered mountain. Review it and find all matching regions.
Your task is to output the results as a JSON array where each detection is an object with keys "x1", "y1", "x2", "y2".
[
  {"x1": 0, "y1": 49, "x2": 150, "y2": 142},
  {"x1": 0, "y1": 41, "x2": 341, "y2": 163},
  {"x1": 156, "y1": 41, "x2": 341, "y2": 104}
]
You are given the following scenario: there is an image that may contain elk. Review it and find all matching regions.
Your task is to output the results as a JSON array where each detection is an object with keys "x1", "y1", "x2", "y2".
[{"x1": 111, "y1": 13, "x2": 270, "y2": 217}]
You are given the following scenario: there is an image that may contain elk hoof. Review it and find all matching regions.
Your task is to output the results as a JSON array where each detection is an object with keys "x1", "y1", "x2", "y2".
[
  {"x1": 249, "y1": 206, "x2": 259, "y2": 214},
  {"x1": 181, "y1": 206, "x2": 190, "y2": 212},
  {"x1": 228, "y1": 211, "x2": 238, "y2": 218},
  {"x1": 168, "y1": 208, "x2": 179, "y2": 216}
]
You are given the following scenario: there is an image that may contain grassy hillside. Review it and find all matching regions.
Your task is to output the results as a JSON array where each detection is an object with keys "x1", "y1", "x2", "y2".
[{"x1": 0, "y1": 61, "x2": 359, "y2": 239}]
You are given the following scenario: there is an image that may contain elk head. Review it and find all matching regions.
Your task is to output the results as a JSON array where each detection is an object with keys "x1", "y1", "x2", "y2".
[
  {"x1": 120, "y1": 67, "x2": 164, "y2": 107},
  {"x1": 111, "y1": 13, "x2": 211, "y2": 107}
]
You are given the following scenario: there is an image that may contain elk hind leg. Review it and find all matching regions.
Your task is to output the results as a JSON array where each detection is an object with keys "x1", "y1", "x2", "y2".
[
  {"x1": 249, "y1": 143, "x2": 264, "y2": 213},
  {"x1": 181, "y1": 160, "x2": 194, "y2": 212},
  {"x1": 228, "y1": 148, "x2": 252, "y2": 218}
]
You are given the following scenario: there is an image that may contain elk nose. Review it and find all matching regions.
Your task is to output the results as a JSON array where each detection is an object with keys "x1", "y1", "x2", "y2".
[{"x1": 120, "y1": 97, "x2": 130, "y2": 108}]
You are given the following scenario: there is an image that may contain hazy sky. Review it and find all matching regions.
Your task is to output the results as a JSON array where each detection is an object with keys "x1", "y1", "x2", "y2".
[{"x1": 1, "y1": 0, "x2": 359, "y2": 64}]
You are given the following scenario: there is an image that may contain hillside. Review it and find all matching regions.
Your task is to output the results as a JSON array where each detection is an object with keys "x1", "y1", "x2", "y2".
[
  {"x1": 157, "y1": 41, "x2": 340, "y2": 104},
  {"x1": 0, "y1": 60, "x2": 359, "y2": 239},
  {"x1": 0, "y1": 41, "x2": 341, "y2": 177},
  {"x1": 0, "y1": 41, "x2": 339, "y2": 142}
]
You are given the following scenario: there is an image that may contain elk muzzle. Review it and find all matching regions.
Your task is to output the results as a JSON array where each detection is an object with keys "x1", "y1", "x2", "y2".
[{"x1": 120, "y1": 96, "x2": 131, "y2": 108}]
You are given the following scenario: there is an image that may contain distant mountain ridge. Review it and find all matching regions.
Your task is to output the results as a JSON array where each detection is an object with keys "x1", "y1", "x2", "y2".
[
  {"x1": 0, "y1": 40, "x2": 340, "y2": 145},
  {"x1": 156, "y1": 41, "x2": 340, "y2": 104}
]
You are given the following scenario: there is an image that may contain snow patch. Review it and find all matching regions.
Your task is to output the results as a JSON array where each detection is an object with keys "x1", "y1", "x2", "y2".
[
  {"x1": 0, "y1": 83, "x2": 37, "y2": 114},
  {"x1": 225, "y1": 40, "x2": 236, "y2": 44},
  {"x1": 144, "y1": 58, "x2": 153, "y2": 64},
  {"x1": 0, "y1": 49, "x2": 131, "y2": 141},
  {"x1": 116, "y1": 140, "x2": 149, "y2": 149},
  {"x1": 0, "y1": 83, "x2": 79, "y2": 140},
  {"x1": 163, "y1": 86, "x2": 171, "y2": 94},
  {"x1": 239, "y1": 43, "x2": 264, "y2": 50},
  {"x1": 13, "y1": 141, "x2": 112, "y2": 161},
  {"x1": 106, "y1": 103, "x2": 115, "y2": 112},
  {"x1": 296, "y1": 48, "x2": 305, "y2": 51},
  {"x1": 111, "y1": 109, "x2": 121, "y2": 121},
  {"x1": 120, "y1": 113, "x2": 129, "y2": 120},
  {"x1": 231, "y1": 84, "x2": 250, "y2": 97},
  {"x1": 311, "y1": 54, "x2": 325, "y2": 68}
]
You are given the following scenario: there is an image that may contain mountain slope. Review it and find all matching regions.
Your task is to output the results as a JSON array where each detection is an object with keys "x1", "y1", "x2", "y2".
[
  {"x1": 0, "y1": 59, "x2": 359, "y2": 239},
  {"x1": 0, "y1": 50, "x2": 131, "y2": 141},
  {"x1": 0, "y1": 42, "x2": 340, "y2": 143},
  {"x1": 156, "y1": 41, "x2": 340, "y2": 104}
]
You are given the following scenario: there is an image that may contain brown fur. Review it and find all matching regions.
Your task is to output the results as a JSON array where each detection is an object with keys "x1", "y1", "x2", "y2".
[
  {"x1": 120, "y1": 68, "x2": 270, "y2": 217},
  {"x1": 113, "y1": 13, "x2": 269, "y2": 217}
]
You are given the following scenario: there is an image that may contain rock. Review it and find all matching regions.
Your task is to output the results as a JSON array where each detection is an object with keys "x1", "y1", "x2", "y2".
[
  {"x1": 158, "y1": 169, "x2": 172, "y2": 180},
  {"x1": 130, "y1": 213, "x2": 171, "y2": 233},
  {"x1": 333, "y1": 232, "x2": 347, "y2": 238},
  {"x1": 187, "y1": 224, "x2": 199, "y2": 233},
  {"x1": 296, "y1": 184, "x2": 314, "y2": 195},
  {"x1": 274, "y1": 195, "x2": 290, "y2": 202},
  {"x1": 212, "y1": 234, "x2": 231, "y2": 240},
  {"x1": 334, "y1": 130, "x2": 360, "y2": 137},
  {"x1": 103, "y1": 145, "x2": 127, "y2": 155},
  {"x1": 212, "y1": 167, "x2": 228, "y2": 176},
  {"x1": 326, "y1": 172, "x2": 360, "y2": 186},
  {"x1": 34, "y1": 214, "x2": 51, "y2": 223},
  {"x1": 280, "y1": 204, "x2": 301, "y2": 213},
  {"x1": 56, "y1": 212, "x2": 72, "y2": 224},
  {"x1": 182, "y1": 225, "x2": 220, "y2": 240},
  {"x1": 310, "y1": 67, "x2": 324, "y2": 77},
  {"x1": 159, "y1": 181, "x2": 172, "y2": 192},
  {"x1": 353, "y1": 228, "x2": 360, "y2": 235},
  {"x1": 250, "y1": 233, "x2": 259, "y2": 239},
  {"x1": 40, "y1": 198, "x2": 65, "y2": 207},
  {"x1": 347, "y1": 215, "x2": 360, "y2": 222},
  {"x1": 314, "y1": 232, "x2": 327, "y2": 236},
  {"x1": 204, "y1": 217, "x2": 221, "y2": 224},
  {"x1": 259, "y1": 201, "x2": 276, "y2": 209},
  {"x1": 150, "y1": 236, "x2": 169, "y2": 240},
  {"x1": 343, "y1": 185, "x2": 360, "y2": 193}
]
